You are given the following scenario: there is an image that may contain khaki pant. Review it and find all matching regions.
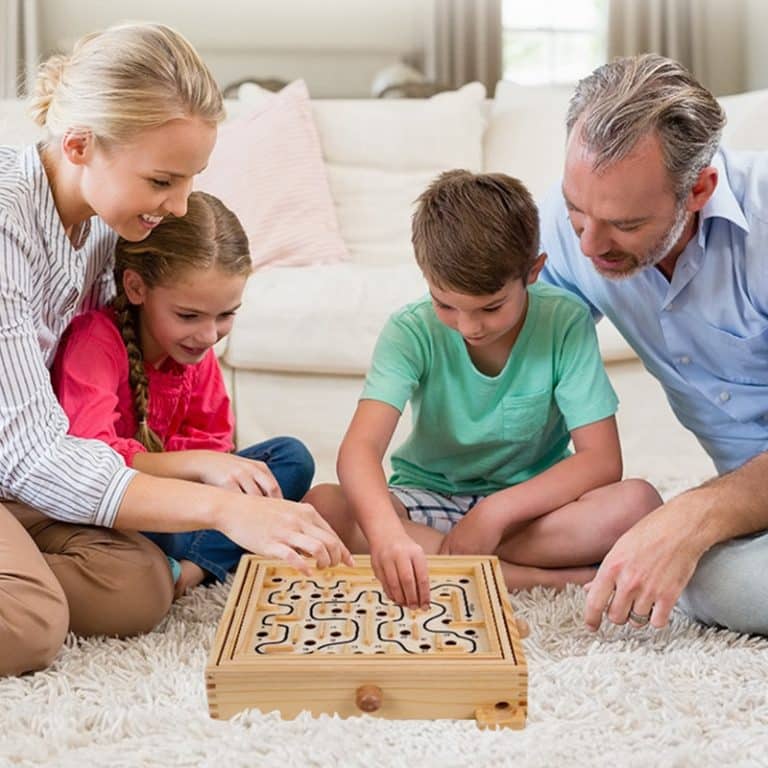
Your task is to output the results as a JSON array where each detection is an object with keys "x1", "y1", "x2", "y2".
[{"x1": 0, "y1": 500, "x2": 174, "y2": 677}]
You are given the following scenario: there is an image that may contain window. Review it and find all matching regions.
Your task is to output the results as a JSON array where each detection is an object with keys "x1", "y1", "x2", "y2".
[{"x1": 502, "y1": 0, "x2": 608, "y2": 85}]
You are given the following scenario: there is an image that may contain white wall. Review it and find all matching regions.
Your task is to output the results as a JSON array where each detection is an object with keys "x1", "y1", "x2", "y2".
[
  {"x1": 38, "y1": 0, "x2": 768, "y2": 99},
  {"x1": 38, "y1": 0, "x2": 429, "y2": 97}
]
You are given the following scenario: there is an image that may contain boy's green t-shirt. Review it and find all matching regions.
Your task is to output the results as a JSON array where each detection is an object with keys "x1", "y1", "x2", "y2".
[{"x1": 361, "y1": 282, "x2": 619, "y2": 495}]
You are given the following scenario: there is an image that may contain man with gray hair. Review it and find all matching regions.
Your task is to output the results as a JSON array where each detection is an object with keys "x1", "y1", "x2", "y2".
[{"x1": 540, "y1": 53, "x2": 768, "y2": 635}]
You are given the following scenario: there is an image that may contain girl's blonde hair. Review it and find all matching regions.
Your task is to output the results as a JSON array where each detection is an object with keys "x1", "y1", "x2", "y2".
[
  {"x1": 30, "y1": 22, "x2": 225, "y2": 144},
  {"x1": 112, "y1": 192, "x2": 251, "y2": 452}
]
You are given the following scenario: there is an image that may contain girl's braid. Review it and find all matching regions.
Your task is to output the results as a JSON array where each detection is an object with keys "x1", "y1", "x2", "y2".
[{"x1": 111, "y1": 287, "x2": 164, "y2": 452}]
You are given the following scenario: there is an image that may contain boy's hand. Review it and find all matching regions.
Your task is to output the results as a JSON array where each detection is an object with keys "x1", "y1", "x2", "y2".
[
  {"x1": 370, "y1": 531, "x2": 431, "y2": 609},
  {"x1": 439, "y1": 501, "x2": 505, "y2": 555}
]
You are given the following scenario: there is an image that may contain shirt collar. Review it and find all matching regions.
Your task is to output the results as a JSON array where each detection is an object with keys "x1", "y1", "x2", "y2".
[
  {"x1": 28, "y1": 143, "x2": 92, "y2": 250},
  {"x1": 696, "y1": 149, "x2": 749, "y2": 245}
]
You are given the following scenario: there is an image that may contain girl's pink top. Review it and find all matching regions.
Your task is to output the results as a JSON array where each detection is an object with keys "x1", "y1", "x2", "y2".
[{"x1": 52, "y1": 307, "x2": 235, "y2": 466}]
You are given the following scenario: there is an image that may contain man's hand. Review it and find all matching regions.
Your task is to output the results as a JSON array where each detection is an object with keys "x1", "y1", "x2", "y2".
[
  {"x1": 370, "y1": 530, "x2": 431, "y2": 609},
  {"x1": 584, "y1": 490, "x2": 711, "y2": 630},
  {"x1": 438, "y1": 500, "x2": 506, "y2": 556}
]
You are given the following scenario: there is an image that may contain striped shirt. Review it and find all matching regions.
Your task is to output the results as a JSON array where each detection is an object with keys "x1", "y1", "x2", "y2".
[{"x1": 0, "y1": 144, "x2": 137, "y2": 526}]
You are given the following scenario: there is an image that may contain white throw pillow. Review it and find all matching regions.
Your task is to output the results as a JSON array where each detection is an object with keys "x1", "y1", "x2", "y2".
[
  {"x1": 196, "y1": 80, "x2": 350, "y2": 269},
  {"x1": 719, "y1": 88, "x2": 768, "y2": 150},
  {"x1": 484, "y1": 80, "x2": 573, "y2": 203},
  {"x1": 300, "y1": 83, "x2": 487, "y2": 267}
]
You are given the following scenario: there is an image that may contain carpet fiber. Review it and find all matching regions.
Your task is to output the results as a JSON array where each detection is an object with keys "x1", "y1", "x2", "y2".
[{"x1": 2, "y1": 476, "x2": 767, "y2": 768}]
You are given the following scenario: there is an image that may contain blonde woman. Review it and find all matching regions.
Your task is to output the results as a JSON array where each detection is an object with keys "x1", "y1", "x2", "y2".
[{"x1": 0, "y1": 23, "x2": 350, "y2": 677}]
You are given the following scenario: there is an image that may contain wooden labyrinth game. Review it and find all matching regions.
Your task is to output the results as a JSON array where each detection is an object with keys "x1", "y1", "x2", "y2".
[{"x1": 206, "y1": 555, "x2": 528, "y2": 728}]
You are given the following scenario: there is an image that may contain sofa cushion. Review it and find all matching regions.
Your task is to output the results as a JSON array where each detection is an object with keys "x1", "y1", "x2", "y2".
[
  {"x1": 718, "y1": 88, "x2": 768, "y2": 150},
  {"x1": 309, "y1": 83, "x2": 487, "y2": 266},
  {"x1": 196, "y1": 80, "x2": 350, "y2": 269},
  {"x1": 224, "y1": 262, "x2": 636, "y2": 374},
  {"x1": 224, "y1": 263, "x2": 428, "y2": 374}
]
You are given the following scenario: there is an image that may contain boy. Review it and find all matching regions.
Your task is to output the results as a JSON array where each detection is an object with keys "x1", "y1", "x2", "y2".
[{"x1": 307, "y1": 170, "x2": 661, "y2": 608}]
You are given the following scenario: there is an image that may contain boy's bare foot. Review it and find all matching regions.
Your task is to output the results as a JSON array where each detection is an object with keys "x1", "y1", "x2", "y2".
[{"x1": 174, "y1": 559, "x2": 206, "y2": 600}]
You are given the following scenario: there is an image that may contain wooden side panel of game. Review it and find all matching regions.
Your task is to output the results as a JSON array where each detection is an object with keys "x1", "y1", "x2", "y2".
[{"x1": 206, "y1": 555, "x2": 527, "y2": 728}]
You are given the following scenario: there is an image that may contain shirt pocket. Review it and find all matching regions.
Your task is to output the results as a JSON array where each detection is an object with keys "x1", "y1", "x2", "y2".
[
  {"x1": 502, "y1": 389, "x2": 553, "y2": 443},
  {"x1": 697, "y1": 323, "x2": 768, "y2": 385}
]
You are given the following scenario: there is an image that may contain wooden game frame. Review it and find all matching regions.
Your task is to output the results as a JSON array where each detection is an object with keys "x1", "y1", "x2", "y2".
[{"x1": 206, "y1": 555, "x2": 527, "y2": 728}]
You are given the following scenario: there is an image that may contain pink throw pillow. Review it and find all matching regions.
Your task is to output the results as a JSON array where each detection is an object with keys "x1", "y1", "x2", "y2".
[{"x1": 196, "y1": 80, "x2": 349, "y2": 269}]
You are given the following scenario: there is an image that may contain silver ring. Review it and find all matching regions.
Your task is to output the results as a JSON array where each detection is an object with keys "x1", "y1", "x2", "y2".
[{"x1": 628, "y1": 608, "x2": 651, "y2": 626}]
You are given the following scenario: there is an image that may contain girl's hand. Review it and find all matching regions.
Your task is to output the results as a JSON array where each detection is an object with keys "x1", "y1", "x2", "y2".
[
  {"x1": 195, "y1": 451, "x2": 283, "y2": 497},
  {"x1": 369, "y1": 530, "x2": 430, "y2": 609},
  {"x1": 218, "y1": 496, "x2": 354, "y2": 573}
]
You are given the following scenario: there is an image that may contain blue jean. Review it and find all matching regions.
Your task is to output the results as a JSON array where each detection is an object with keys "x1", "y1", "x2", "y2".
[{"x1": 143, "y1": 436, "x2": 315, "y2": 582}]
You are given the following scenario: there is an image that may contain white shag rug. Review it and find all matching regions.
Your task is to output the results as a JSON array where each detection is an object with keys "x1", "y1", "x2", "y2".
[{"x1": 2, "y1": 474, "x2": 767, "y2": 768}]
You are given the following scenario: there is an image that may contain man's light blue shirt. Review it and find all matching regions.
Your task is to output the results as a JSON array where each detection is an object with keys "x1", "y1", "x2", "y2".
[{"x1": 540, "y1": 148, "x2": 768, "y2": 474}]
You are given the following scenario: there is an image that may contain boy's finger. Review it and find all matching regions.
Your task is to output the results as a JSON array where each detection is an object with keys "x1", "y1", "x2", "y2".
[
  {"x1": 382, "y1": 561, "x2": 405, "y2": 606},
  {"x1": 414, "y1": 557, "x2": 431, "y2": 609},
  {"x1": 398, "y1": 559, "x2": 418, "y2": 607}
]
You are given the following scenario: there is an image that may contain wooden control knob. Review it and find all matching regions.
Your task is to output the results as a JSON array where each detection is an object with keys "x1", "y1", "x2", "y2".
[{"x1": 355, "y1": 684, "x2": 383, "y2": 713}]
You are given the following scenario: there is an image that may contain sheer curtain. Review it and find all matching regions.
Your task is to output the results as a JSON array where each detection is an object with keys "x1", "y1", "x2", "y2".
[
  {"x1": 422, "y1": 0, "x2": 503, "y2": 95},
  {"x1": 1, "y1": 0, "x2": 39, "y2": 98},
  {"x1": 608, "y1": 0, "x2": 745, "y2": 95}
]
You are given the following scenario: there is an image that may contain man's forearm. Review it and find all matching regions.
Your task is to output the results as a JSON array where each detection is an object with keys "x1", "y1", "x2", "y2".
[{"x1": 691, "y1": 451, "x2": 768, "y2": 547}]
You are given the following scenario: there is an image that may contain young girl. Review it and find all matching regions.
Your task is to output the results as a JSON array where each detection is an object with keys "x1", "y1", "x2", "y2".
[
  {"x1": 52, "y1": 191, "x2": 315, "y2": 598},
  {"x1": 0, "y1": 23, "x2": 349, "y2": 677}
]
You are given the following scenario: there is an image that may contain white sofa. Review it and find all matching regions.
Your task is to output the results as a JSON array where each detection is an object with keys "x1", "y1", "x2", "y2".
[{"x1": 5, "y1": 82, "x2": 766, "y2": 485}]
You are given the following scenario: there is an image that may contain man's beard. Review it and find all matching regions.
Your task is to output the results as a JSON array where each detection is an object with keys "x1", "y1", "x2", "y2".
[{"x1": 594, "y1": 202, "x2": 690, "y2": 279}]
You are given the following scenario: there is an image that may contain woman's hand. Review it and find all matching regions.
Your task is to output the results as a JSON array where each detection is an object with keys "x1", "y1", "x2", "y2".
[{"x1": 217, "y1": 495, "x2": 354, "y2": 573}]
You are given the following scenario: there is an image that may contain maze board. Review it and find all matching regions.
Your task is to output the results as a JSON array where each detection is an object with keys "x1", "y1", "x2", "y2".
[{"x1": 207, "y1": 555, "x2": 527, "y2": 728}]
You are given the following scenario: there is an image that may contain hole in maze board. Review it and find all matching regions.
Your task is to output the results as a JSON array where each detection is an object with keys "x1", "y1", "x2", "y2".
[{"x1": 250, "y1": 567, "x2": 494, "y2": 655}]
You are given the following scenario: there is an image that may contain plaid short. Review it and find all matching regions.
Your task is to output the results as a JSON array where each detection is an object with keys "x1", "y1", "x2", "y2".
[{"x1": 389, "y1": 486, "x2": 484, "y2": 534}]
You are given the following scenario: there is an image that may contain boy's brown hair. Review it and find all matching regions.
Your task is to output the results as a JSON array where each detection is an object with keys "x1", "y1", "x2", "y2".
[{"x1": 412, "y1": 170, "x2": 540, "y2": 294}]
